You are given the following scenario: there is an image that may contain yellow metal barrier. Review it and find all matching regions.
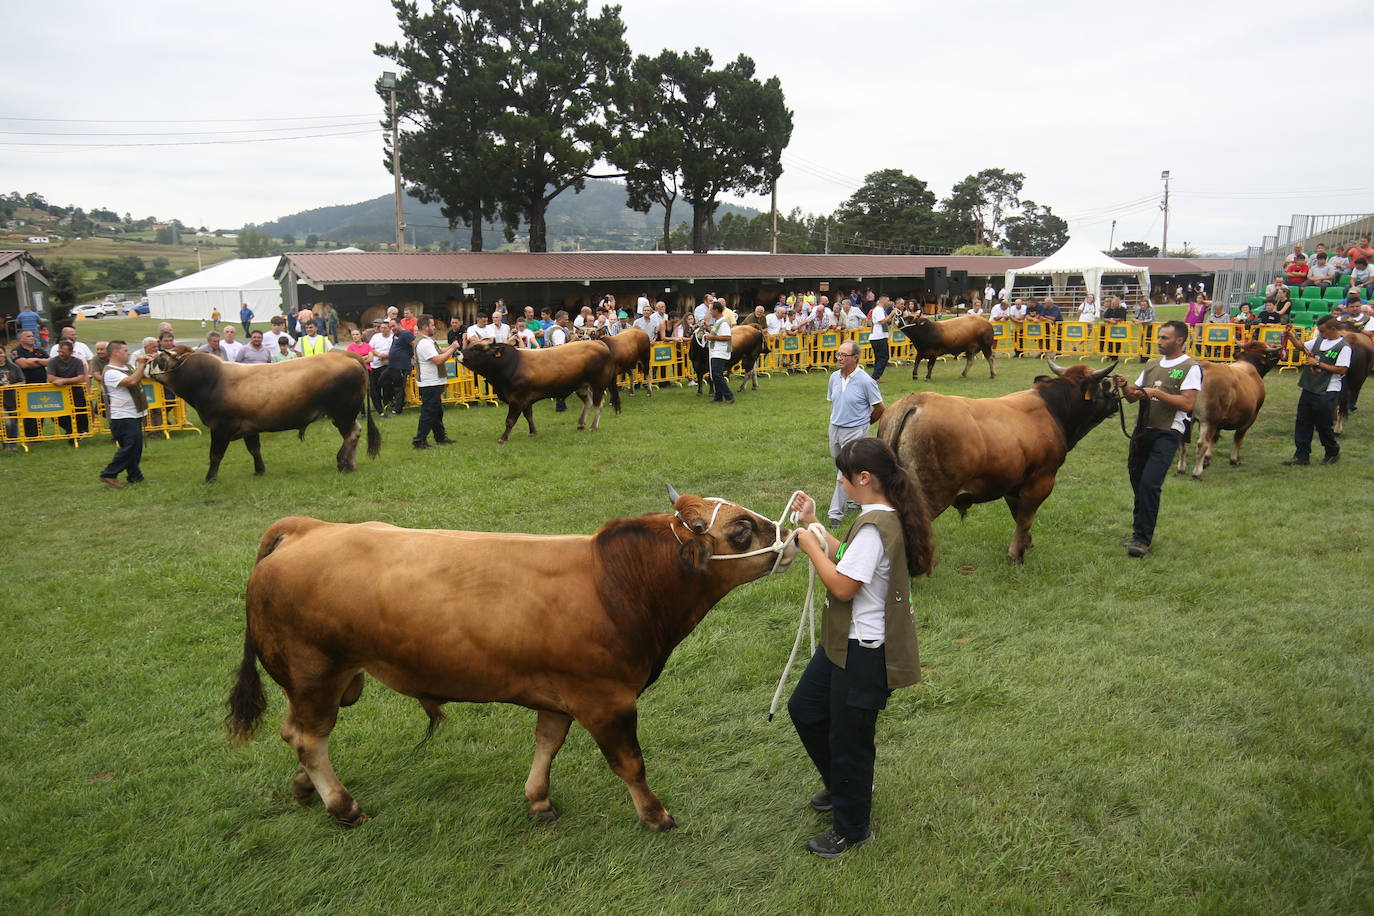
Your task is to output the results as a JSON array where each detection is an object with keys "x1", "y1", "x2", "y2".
[
  {"x1": 1194, "y1": 323, "x2": 1238, "y2": 361},
  {"x1": 649, "y1": 341, "x2": 685, "y2": 387},
  {"x1": 0, "y1": 383, "x2": 91, "y2": 450},
  {"x1": 855, "y1": 330, "x2": 873, "y2": 365},
  {"x1": 991, "y1": 321, "x2": 1014, "y2": 355},
  {"x1": 1057, "y1": 321, "x2": 1094, "y2": 356},
  {"x1": 1023, "y1": 321, "x2": 1055, "y2": 356},
  {"x1": 775, "y1": 334, "x2": 806, "y2": 373},
  {"x1": 888, "y1": 327, "x2": 911, "y2": 365},
  {"x1": 811, "y1": 330, "x2": 843, "y2": 369},
  {"x1": 141, "y1": 383, "x2": 200, "y2": 438},
  {"x1": 1099, "y1": 323, "x2": 1136, "y2": 361}
]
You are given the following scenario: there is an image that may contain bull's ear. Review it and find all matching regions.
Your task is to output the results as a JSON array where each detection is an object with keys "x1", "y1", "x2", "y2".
[{"x1": 678, "y1": 537, "x2": 712, "y2": 572}]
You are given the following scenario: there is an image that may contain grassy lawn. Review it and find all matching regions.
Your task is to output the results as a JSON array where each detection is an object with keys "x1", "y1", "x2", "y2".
[
  {"x1": 2, "y1": 355, "x2": 1370, "y2": 913},
  {"x1": 64, "y1": 316, "x2": 245, "y2": 346}
]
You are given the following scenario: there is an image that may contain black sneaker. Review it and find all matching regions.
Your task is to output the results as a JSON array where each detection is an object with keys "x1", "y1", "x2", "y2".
[
  {"x1": 412, "y1": 441, "x2": 432, "y2": 450},
  {"x1": 1320, "y1": 454, "x2": 1340, "y2": 465},
  {"x1": 806, "y1": 827, "x2": 872, "y2": 858},
  {"x1": 809, "y1": 789, "x2": 833, "y2": 812},
  {"x1": 1281, "y1": 458, "x2": 1309, "y2": 466},
  {"x1": 1126, "y1": 540, "x2": 1150, "y2": 558},
  {"x1": 434, "y1": 438, "x2": 458, "y2": 446}
]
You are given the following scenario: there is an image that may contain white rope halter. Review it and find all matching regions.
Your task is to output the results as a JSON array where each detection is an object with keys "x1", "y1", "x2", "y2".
[{"x1": 670, "y1": 491, "x2": 804, "y2": 576}]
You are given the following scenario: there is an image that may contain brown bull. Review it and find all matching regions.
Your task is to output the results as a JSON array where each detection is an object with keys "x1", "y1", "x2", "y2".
[
  {"x1": 145, "y1": 347, "x2": 380, "y2": 482},
  {"x1": 224, "y1": 491, "x2": 796, "y2": 830},
  {"x1": 897, "y1": 314, "x2": 997, "y2": 381},
  {"x1": 587, "y1": 326, "x2": 652, "y2": 396},
  {"x1": 687, "y1": 324, "x2": 769, "y2": 394},
  {"x1": 879, "y1": 359, "x2": 1120, "y2": 563},
  {"x1": 460, "y1": 339, "x2": 622, "y2": 444},
  {"x1": 1176, "y1": 341, "x2": 1281, "y2": 479},
  {"x1": 1329, "y1": 322, "x2": 1373, "y2": 435}
]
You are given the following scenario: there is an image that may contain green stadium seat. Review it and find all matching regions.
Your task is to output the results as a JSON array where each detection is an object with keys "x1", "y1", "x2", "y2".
[
  {"x1": 1291, "y1": 314, "x2": 1315, "y2": 328},
  {"x1": 1248, "y1": 297, "x2": 1265, "y2": 309},
  {"x1": 1338, "y1": 274, "x2": 1351, "y2": 287},
  {"x1": 1301, "y1": 286, "x2": 1323, "y2": 298},
  {"x1": 1324, "y1": 285, "x2": 1347, "y2": 300}
]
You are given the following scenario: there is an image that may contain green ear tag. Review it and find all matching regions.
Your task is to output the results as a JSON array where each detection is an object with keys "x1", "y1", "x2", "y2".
[{"x1": 835, "y1": 541, "x2": 848, "y2": 560}]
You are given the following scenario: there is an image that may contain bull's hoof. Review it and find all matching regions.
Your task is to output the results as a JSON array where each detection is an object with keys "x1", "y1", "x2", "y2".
[
  {"x1": 253, "y1": 468, "x2": 266, "y2": 476},
  {"x1": 1191, "y1": 474, "x2": 1203, "y2": 481},
  {"x1": 332, "y1": 803, "x2": 368, "y2": 828},
  {"x1": 496, "y1": 437, "x2": 509, "y2": 445},
  {"x1": 643, "y1": 812, "x2": 677, "y2": 832},
  {"x1": 1229, "y1": 458, "x2": 1241, "y2": 466},
  {"x1": 1006, "y1": 554, "x2": 1025, "y2": 566},
  {"x1": 529, "y1": 804, "x2": 559, "y2": 824}
]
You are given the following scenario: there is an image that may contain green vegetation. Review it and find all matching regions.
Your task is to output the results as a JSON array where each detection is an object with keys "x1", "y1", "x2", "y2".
[{"x1": 2, "y1": 357, "x2": 1370, "y2": 912}]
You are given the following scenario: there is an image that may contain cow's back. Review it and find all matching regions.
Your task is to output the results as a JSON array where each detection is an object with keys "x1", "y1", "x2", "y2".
[{"x1": 1196, "y1": 361, "x2": 1264, "y2": 428}]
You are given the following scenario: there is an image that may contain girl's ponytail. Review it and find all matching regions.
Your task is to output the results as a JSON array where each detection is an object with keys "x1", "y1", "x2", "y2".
[{"x1": 835, "y1": 437, "x2": 935, "y2": 577}]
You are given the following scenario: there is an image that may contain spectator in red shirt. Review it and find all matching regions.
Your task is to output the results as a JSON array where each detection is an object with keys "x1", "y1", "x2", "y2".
[
  {"x1": 1284, "y1": 254, "x2": 1310, "y2": 287},
  {"x1": 1347, "y1": 236, "x2": 1374, "y2": 265}
]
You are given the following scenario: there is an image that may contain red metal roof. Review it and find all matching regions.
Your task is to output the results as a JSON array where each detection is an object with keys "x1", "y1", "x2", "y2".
[
  {"x1": 278, "y1": 251, "x2": 1231, "y2": 286},
  {"x1": 0, "y1": 251, "x2": 25, "y2": 269}
]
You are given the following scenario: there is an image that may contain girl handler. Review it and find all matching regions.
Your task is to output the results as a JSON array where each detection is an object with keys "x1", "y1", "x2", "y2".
[{"x1": 788, "y1": 437, "x2": 935, "y2": 857}]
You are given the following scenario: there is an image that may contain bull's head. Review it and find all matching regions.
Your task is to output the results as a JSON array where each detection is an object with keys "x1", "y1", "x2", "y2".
[
  {"x1": 459, "y1": 339, "x2": 514, "y2": 368},
  {"x1": 1234, "y1": 340, "x2": 1283, "y2": 376},
  {"x1": 665, "y1": 484, "x2": 797, "y2": 582},
  {"x1": 143, "y1": 345, "x2": 195, "y2": 382},
  {"x1": 1041, "y1": 358, "x2": 1121, "y2": 444}
]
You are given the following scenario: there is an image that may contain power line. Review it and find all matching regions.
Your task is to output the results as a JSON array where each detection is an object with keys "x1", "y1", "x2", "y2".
[
  {"x1": 0, "y1": 122, "x2": 376, "y2": 138},
  {"x1": 0, "y1": 127, "x2": 381, "y2": 149},
  {"x1": 0, "y1": 113, "x2": 377, "y2": 124}
]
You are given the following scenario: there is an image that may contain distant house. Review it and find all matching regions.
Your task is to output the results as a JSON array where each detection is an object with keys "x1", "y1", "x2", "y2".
[{"x1": 26, "y1": 236, "x2": 49, "y2": 244}]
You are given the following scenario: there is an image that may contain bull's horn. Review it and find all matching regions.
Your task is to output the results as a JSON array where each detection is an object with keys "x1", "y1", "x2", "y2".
[
  {"x1": 1045, "y1": 356, "x2": 1068, "y2": 377},
  {"x1": 666, "y1": 483, "x2": 681, "y2": 506},
  {"x1": 1091, "y1": 361, "x2": 1119, "y2": 381}
]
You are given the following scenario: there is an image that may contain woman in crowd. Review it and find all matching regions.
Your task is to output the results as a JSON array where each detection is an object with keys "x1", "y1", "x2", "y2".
[
  {"x1": 1077, "y1": 293, "x2": 1099, "y2": 323},
  {"x1": 1205, "y1": 298, "x2": 1231, "y2": 324},
  {"x1": 345, "y1": 327, "x2": 372, "y2": 362}
]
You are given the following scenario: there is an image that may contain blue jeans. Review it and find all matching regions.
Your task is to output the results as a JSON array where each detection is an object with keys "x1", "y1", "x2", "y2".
[
  {"x1": 1128, "y1": 428, "x2": 1182, "y2": 546},
  {"x1": 101, "y1": 417, "x2": 145, "y2": 482},
  {"x1": 709, "y1": 357, "x2": 733, "y2": 402}
]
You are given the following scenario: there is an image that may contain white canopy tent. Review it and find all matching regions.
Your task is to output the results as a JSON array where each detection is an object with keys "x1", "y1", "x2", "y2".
[
  {"x1": 1002, "y1": 236, "x2": 1150, "y2": 305},
  {"x1": 146, "y1": 257, "x2": 282, "y2": 321}
]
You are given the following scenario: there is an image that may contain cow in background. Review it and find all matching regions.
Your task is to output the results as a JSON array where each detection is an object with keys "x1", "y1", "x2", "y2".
[
  {"x1": 687, "y1": 324, "x2": 769, "y2": 394},
  {"x1": 879, "y1": 359, "x2": 1120, "y2": 563},
  {"x1": 145, "y1": 347, "x2": 379, "y2": 482},
  {"x1": 225, "y1": 491, "x2": 797, "y2": 830},
  {"x1": 896, "y1": 313, "x2": 998, "y2": 381},
  {"x1": 586, "y1": 326, "x2": 652, "y2": 396},
  {"x1": 460, "y1": 339, "x2": 621, "y2": 444},
  {"x1": 1176, "y1": 340, "x2": 1282, "y2": 479}
]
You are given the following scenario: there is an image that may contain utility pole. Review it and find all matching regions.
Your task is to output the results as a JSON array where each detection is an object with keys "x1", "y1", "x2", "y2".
[
  {"x1": 382, "y1": 72, "x2": 406, "y2": 252},
  {"x1": 769, "y1": 178, "x2": 778, "y2": 255},
  {"x1": 193, "y1": 246, "x2": 202, "y2": 271},
  {"x1": 1108, "y1": 219, "x2": 1117, "y2": 253},
  {"x1": 1160, "y1": 170, "x2": 1171, "y2": 257},
  {"x1": 824, "y1": 222, "x2": 830, "y2": 255}
]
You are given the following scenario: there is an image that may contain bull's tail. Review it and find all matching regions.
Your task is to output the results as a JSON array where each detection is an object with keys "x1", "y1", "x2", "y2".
[
  {"x1": 879, "y1": 397, "x2": 919, "y2": 453},
  {"x1": 609, "y1": 378, "x2": 622, "y2": 414},
  {"x1": 363, "y1": 371, "x2": 382, "y2": 458},
  {"x1": 225, "y1": 632, "x2": 266, "y2": 745}
]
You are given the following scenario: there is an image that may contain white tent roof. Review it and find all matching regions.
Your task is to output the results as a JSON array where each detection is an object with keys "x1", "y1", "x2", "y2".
[
  {"x1": 146, "y1": 257, "x2": 282, "y2": 321},
  {"x1": 1003, "y1": 235, "x2": 1150, "y2": 303}
]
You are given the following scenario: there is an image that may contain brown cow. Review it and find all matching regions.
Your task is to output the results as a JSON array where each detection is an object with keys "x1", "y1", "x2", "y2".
[
  {"x1": 587, "y1": 326, "x2": 652, "y2": 397},
  {"x1": 897, "y1": 314, "x2": 998, "y2": 381},
  {"x1": 145, "y1": 347, "x2": 380, "y2": 482},
  {"x1": 1175, "y1": 341, "x2": 1282, "y2": 479},
  {"x1": 687, "y1": 324, "x2": 769, "y2": 394},
  {"x1": 1329, "y1": 321, "x2": 1373, "y2": 435},
  {"x1": 879, "y1": 359, "x2": 1120, "y2": 563},
  {"x1": 460, "y1": 339, "x2": 622, "y2": 444},
  {"x1": 224, "y1": 491, "x2": 798, "y2": 830}
]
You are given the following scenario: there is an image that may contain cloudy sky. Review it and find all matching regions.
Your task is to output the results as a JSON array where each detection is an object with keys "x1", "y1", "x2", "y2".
[{"x1": 5, "y1": 0, "x2": 1372, "y2": 253}]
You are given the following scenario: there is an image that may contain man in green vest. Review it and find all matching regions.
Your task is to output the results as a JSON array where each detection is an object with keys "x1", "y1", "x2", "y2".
[
  {"x1": 1283, "y1": 315, "x2": 1350, "y2": 466},
  {"x1": 1113, "y1": 320, "x2": 1201, "y2": 558}
]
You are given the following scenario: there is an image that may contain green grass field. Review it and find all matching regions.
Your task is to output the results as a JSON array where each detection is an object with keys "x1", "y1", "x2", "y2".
[{"x1": 2, "y1": 355, "x2": 1371, "y2": 914}]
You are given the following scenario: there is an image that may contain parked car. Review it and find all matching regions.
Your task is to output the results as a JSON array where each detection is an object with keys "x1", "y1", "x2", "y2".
[
  {"x1": 73, "y1": 302, "x2": 118, "y2": 319},
  {"x1": 133, "y1": 299, "x2": 150, "y2": 316}
]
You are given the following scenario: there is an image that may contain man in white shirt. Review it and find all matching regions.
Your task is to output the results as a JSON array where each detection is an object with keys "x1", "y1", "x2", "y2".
[
  {"x1": 984, "y1": 283, "x2": 996, "y2": 306},
  {"x1": 843, "y1": 302, "x2": 865, "y2": 330},
  {"x1": 367, "y1": 320, "x2": 394, "y2": 413},
  {"x1": 766, "y1": 304, "x2": 789, "y2": 337},
  {"x1": 98, "y1": 339, "x2": 149, "y2": 488},
  {"x1": 704, "y1": 301, "x2": 734, "y2": 404},
  {"x1": 1007, "y1": 298, "x2": 1029, "y2": 357},
  {"x1": 262, "y1": 317, "x2": 295, "y2": 354},
  {"x1": 868, "y1": 296, "x2": 892, "y2": 380},
  {"x1": 1284, "y1": 314, "x2": 1352, "y2": 466},
  {"x1": 411, "y1": 314, "x2": 461, "y2": 449},
  {"x1": 572, "y1": 306, "x2": 595, "y2": 330},
  {"x1": 1113, "y1": 320, "x2": 1202, "y2": 557},
  {"x1": 53, "y1": 326, "x2": 94, "y2": 368},
  {"x1": 693, "y1": 295, "x2": 711, "y2": 326},
  {"x1": 489, "y1": 311, "x2": 511, "y2": 343},
  {"x1": 636, "y1": 293, "x2": 651, "y2": 317},
  {"x1": 651, "y1": 300, "x2": 669, "y2": 339},
  {"x1": 219, "y1": 325, "x2": 246, "y2": 362}
]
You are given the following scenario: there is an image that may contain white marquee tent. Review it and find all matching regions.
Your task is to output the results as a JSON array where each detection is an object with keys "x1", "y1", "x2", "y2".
[
  {"x1": 1002, "y1": 236, "x2": 1150, "y2": 304},
  {"x1": 146, "y1": 257, "x2": 282, "y2": 321}
]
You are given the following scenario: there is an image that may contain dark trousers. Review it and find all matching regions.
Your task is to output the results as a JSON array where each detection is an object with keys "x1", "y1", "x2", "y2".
[
  {"x1": 368, "y1": 367, "x2": 385, "y2": 412},
  {"x1": 1294, "y1": 389, "x2": 1339, "y2": 460},
  {"x1": 789, "y1": 643, "x2": 889, "y2": 841},
  {"x1": 1128, "y1": 427, "x2": 1182, "y2": 546},
  {"x1": 57, "y1": 387, "x2": 90, "y2": 437},
  {"x1": 101, "y1": 417, "x2": 145, "y2": 482},
  {"x1": 709, "y1": 357, "x2": 733, "y2": 402},
  {"x1": 870, "y1": 338, "x2": 889, "y2": 380},
  {"x1": 413, "y1": 385, "x2": 447, "y2": 444},
  {"x1": 380, "y1": 368, "x2": 407, "y2": 414},
  {"x1": 241, "y1": 321, "x2": 252, "y2": 336}
]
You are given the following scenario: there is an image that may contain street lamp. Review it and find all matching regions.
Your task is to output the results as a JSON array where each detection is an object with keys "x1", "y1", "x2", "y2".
[
  {"x1": 1160, "y1": 170, "x2": 1171, "y2": 257},
  {"x1": 381, "y1": 71, "x2": 406, "y2": 252}
]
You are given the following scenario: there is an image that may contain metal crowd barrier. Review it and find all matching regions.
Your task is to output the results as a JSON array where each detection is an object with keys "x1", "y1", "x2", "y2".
[{"x1": 1, "y1": 380, "x2": 197, "y2": 451}]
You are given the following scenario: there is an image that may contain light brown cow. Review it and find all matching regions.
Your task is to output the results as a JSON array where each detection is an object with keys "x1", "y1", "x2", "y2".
[
  {"x1": 896, "y1": 314, "x2": 997, "y2": 381},
  {"x1": 225, "y1": 492, "x2": 797, "y2": 830},
  {"x1": 879, "y1": 359, "x2": 1120, "y2": 563},
  {"x1": 1175, "y1": 341, "x2": 1281, "y2": 479},
  {"x1": 460, "y1": 339, "x2": 622, "y2": 444},
  {"x1": 587, "y1": 326, "x2": 652, "y2": 396}
]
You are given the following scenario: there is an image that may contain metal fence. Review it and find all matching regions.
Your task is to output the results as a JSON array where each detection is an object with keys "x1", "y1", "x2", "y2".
[{"x1": 1218, "y1": 212, "x2": 1374, "y2": 308}]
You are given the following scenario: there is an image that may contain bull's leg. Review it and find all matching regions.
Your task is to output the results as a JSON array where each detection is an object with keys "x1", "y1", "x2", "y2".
[
  {"x1": 1192, "y1": 423, "x2": 1218, "y2": 479},
  {"x1": 589, "y1": 389, "x2": 604, "y2": 432},
  {"x1": 984, "y1": 345, "x2": 997, "y2": 378},
  {"x1": 498, "y1": 404, "x2": 522, "y2": 444},
  {"x1": 524, "y1": 710, "x2": 573, "y2": 823},
  {"x1": 1004, "y1": 475, "x2": 1055, "y2": 564},
  {"x1": 206, "y1": 428, "x2": 232, "y2": 483},
  {"x1": 925, "y1": 357, "x2": 937, "y2": 381},
  {"x1": 574, "y1": 387, "x2": 592, "y2": 431},
  {"x1": 961, "y1": 352, "x2": 973, "y2": 378},
  {"x1": 243, "y1": 433, "x2": 266, "y2": 476},
  {"x1": 279, "y1": 685, "x2": 365, "y2": 827},
  {"x1": 1175, "y1": 436, "x2": 1190, "y2": 475},
  {"x1": 1229, "y1": 420, "x2": 1256, "y2": 466},
  {"x1": 335, "y1": 419, "x2": 361, "y2": 472},
  {"x1": 579, "y1": 703, "x2": 675, "y2": 831},
  {"x1": 523, "y1": 405, "x2": 537, "y2": 437}
]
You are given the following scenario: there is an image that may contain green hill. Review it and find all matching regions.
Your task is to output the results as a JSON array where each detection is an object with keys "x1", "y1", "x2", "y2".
[{"x1": 252, "y1": 180, "x2": 760, "y2": 251}]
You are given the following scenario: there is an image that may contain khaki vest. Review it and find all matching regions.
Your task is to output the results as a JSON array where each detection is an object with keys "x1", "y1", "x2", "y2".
[
  {"x1": 1298, "y1": 336, "x2": 1346, "y2": 394},
  {"x1": 1137, "y1": 356, "x2": 1197, "y2": 431},
  {"x1": 821, "y1": 509, "x2": 921, "y2": 689}
]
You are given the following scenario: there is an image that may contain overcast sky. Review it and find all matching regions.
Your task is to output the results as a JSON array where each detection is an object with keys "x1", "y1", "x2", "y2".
[{"x1": 5, "y1": 0, "x2": 1372, "y2": 254}]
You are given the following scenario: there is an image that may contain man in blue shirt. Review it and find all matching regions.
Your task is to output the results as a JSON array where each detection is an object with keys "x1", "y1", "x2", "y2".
[
  {"x1": 383, "y1": 318, "x2": 414, "y2": 416},
  {"x1": 17, "y1": 302, "x2": 41, "y2": 337},
  {"x1": 824, "y1": 341, "x2": 885, "y2": 525},
  {"x1": 239, "y1": 303, "x2": 254, "y2": 335}
]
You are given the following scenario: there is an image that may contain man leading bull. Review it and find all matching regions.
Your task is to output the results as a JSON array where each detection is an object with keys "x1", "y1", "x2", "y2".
[{"x1": 1113, "y1": 320, "x2": 1200, "y2": 558}]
